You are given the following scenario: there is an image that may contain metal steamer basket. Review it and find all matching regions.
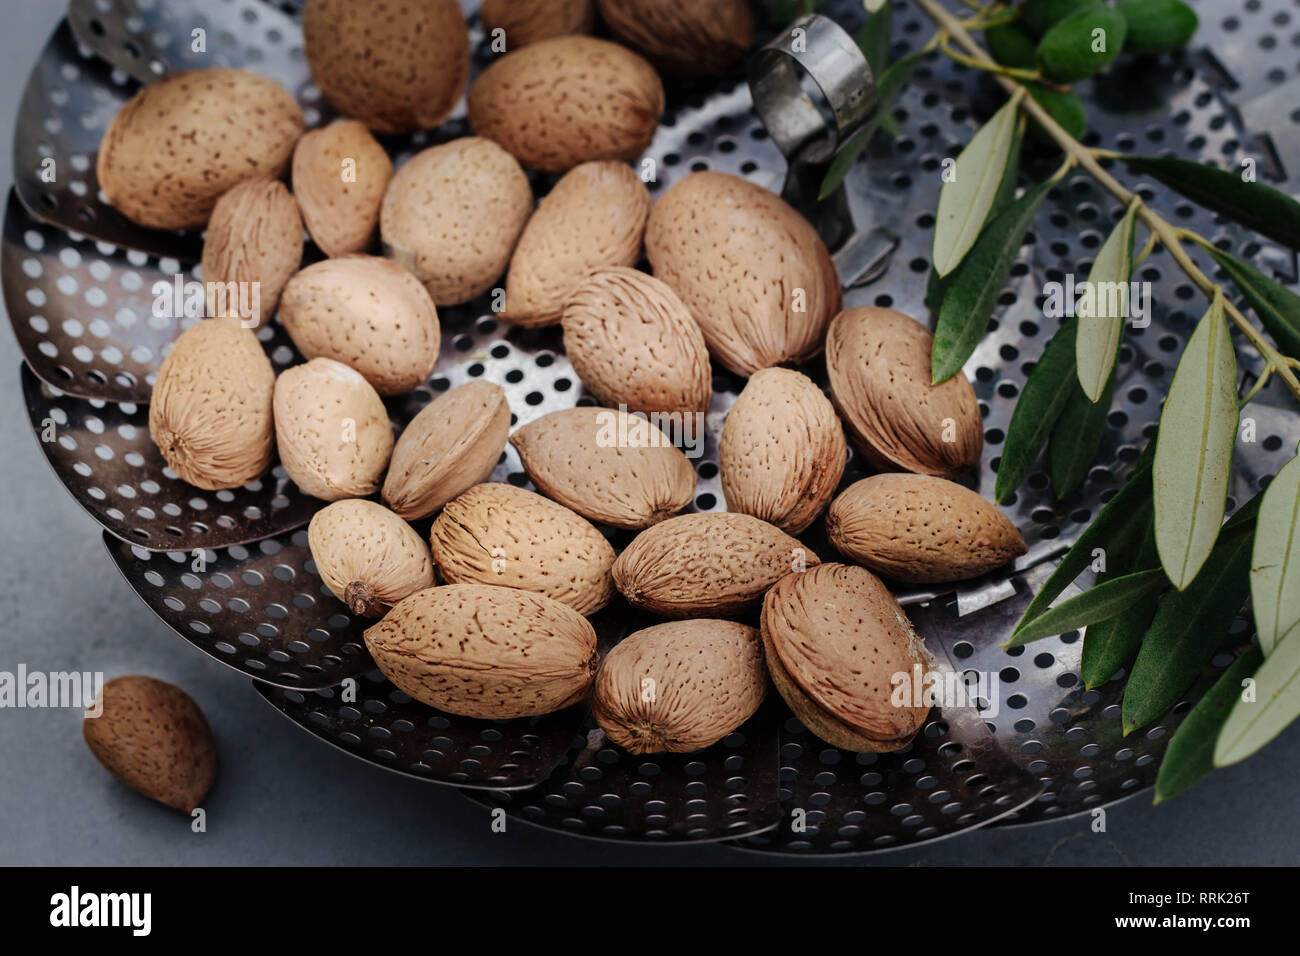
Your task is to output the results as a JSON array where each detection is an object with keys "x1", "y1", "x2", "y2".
[{"x1": 7, "y1": 0, "x2": 1299, "y2": 854}]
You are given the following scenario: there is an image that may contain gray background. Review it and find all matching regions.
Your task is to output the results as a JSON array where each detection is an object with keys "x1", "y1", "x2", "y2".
[{"x1": 0, "y1": 0, "x2": 1295, "y2": 867}]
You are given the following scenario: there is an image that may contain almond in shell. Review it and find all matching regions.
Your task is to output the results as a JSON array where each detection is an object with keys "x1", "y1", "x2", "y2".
[
  {"x1": 148, "y1": 318, "x2": 275, "y2": 490},
  {"x1": 562, "y1": 267, "x2": 711, "y2": 416},
  {"x1": 273, "y1": 358, "x2": 394, "y2": 501},
  {"x1": 720, "y1": 367, "x2": 847, "y2": 534},
  {"x1": 827, "y1": 474, "x2": 1027, "y2": 584},
  {"x1": 510, "y1": 406, "x2": 695, "y2": 529},
  {"x1": 380, "y1": 138, "x2": 533, "y2": 306},
  {"x1": 502, "y1": 161, "x2": 651, "y2": 328},
  {"x1": 761, "y1": 563, "x2": 933, "y2": 752},
  {"x1": 201, "y1": 177, "x2": 303, "y2": 327},
  {"x1": 292, "y1": 119, "x2": 394, "y2": 257},
  {"x1": 468, "y1": 36, "x2": 664, "y2": 172},
  {"x1": 825, "y1": 306, "x2": 983, "y2": 478},
  {"x1": 592, "y1": 619, "x2": 767, "y2": 754},
  {"x1": 613, "y1": 512, "x2": 819, "y2": 618},
  {"x1": 307, "y1": 498, "x2": 434, "y2": 617},
  {"x1": 596, "y1": 0, "x2": 754, "y2": 76},
  {"x1": 278, "y1": 255, "x2": 441, "y2": 395},
  {"x1": 382, "y1": 381, "x2": 511, "y2": 520},
  {"x1": 481, "y1": 0, "x2": 595, "y2": 48},
  {"x1": 365, "y1": 584, "x2": 598, "y2": 719},
  {"x1": 645, "y1": 171, "x2": 842, "y2": 377},
  {"x1": 430, "y1": 483, "x2": 616, "y2": 614}
]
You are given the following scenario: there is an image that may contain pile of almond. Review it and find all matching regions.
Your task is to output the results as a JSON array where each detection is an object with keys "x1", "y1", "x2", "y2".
[{"x1": 103, "y1": 0, "x2": 1027, "y2": 757}]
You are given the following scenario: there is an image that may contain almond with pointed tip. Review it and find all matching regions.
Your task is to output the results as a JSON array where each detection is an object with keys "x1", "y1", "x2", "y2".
[
  {"x1": 292, "y1": 119, "x2": 393, "y2": 257},
  {"x1": 645, "y1": 171, "x2": 842, "y2": 377},
  {"x1": 502, "y1": 162, "x2": 651, "y2": 328},
  {"x1": 593, "y1": 619, "x2": 767, "y2": 754},
  {"x1": 510, "y1": 406, "x2": 695, "y2": 529},
  {"x1": 613, "y1": 512, "x2": 820, "y2": 618},
  {"x1": 431, "y1": 483, "x2": 616, "y2": 614},
  {"x1": 481, "y1": 0, "x2": 595, "y2": 48},
  {"x1": 827, "y1": 474, "x2": 1027, "y2": 584},
  {"x1": 761, "y1": 563, "x2": 933, "y2": 752},
  {"x1": 148, "y1": 318, "x2": 275, "y2": 490},
  {"x1": 366, "y1": 584, "x2": 598, "y2": 718},
  {"x1": 380, "y1": 138, "x2": 533, "y2": 306},
  {"x1": 562, "y1": 267, "x2": 711, "y2": 415},
  {"x1": 596, "y1": 0, "x2": 754, "y2": 77},
  {"x1": 307, "y1": 498, "x2": 434, "y2": 617},
  {"x1": 825, "y1": 306, "x2": 983, "y2": 478},
  {"x1": 382, "y1": 381, "x2": 511, "y2": 520},
  {"x1": 83, "y1": 676, "x2": 216, "y2": 813},
  {"x1": 720, "y1": 367, "x2": 847, "y2": 534},
  {"x1": 200, "y1": 178, "x2": 302, "y2": 328}
]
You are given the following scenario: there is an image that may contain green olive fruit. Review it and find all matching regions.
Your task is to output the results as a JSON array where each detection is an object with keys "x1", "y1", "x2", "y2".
[
  {"x1": 1116, "y1": 0, "x2": 1198, "y2": 54},
  {"x1": 1022, "y1": 0, "x2": 1100, "y2": 37},
  {"x1": 1026, "y1": 83, "x2": 1087, "y2": 145},
  {"x1": 1036, "y1": 5, "x2": 1128, "y2": 83},
  {"x1": 985, "y1": 22, "x2": 1039, "y2": 68}
]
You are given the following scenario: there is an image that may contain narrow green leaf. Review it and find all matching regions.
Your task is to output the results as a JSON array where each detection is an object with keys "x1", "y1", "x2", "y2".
[
  {"x1": 1251, "y1": 450, "x2": 1300, "y2": 653},
  {"x1": 1153, "y1": 644, "x2": 1265, "y2": 803},
  {"x1": 933, "y1": 180, "x2": 1053, "y2": 384},
  {"x1": 1048, "y1": 365, "x2": 1116, "y2": 499},
  {"x1": 932, "y1": 91, "x2": 1024, "y2": 277},
  {"x1": 1153, "y1": 291, "x2": 1238, "y2": 588},
  {"x1": 1006, "y1": 568, "x2": 1166, "y2": 647},
  {"x1": 994, "y1": 315, "x2": 1077, "y2": 502},
  {"x1": 1124, "y1": 155, "x2": 1300, "y2": 252},
  {"x1": 818, "y1": 52, "x2": 926, "y2": 199},
  {"x1": 1203, "y1": 245, "x2": 1300, "y2": 360},
  {"x1": 1215, "y1": 620, "x2": 1300, "y2": 766},
  {"x1": 1076, "y1": 200, "x2": 1140, "y2": 401},
  {"x1": 1122, "y1": 496, "x2": 1260, "y2": 734},
  {"x1": 856, "y1": 0, "x2": 892, "y2": 79},
  {"x1": 1080, "y1": 501, "x2": 1161, "y2": 689},
  {"x1": 1016, "y1": 448, "x2": 1154, "y2": 630}
]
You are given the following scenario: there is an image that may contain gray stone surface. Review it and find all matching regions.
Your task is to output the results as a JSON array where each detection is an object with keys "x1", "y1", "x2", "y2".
[{"x1": 0, "y1": 0, "x2": 1295, "y2": 866}]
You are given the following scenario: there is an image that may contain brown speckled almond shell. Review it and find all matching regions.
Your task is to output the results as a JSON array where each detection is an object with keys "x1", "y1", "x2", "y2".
[
  {"x1": 97, "y1": 68, "x2": 304, "y2": 231},
  {"x1": 480, "y1": 0, "x2": 595, "y2": 48},
  {"x1": 468, "y1": 36, "x2": 664, "y2": 173},
  {"x1": 827, "y1": 474, "x2": 1027, "y2": 584},
  {"x1": 302, "y1": 0, "x2": 469, "y2": 135},
  {"x1": 612, "y1": 512, "x2": 820, "y2": 618},
  {"x1": 593, "y1": 619, "x2": 767, "y2": 754},
  {"x1": 761, "y1": 563, "x2": 932, "y2": 752},
  {"x1": 825, "y1": 306, "x2": 983, "y2": 478},
  {"x1": 364, "y1": 583, "x2": 598, "y2": 719},
  {"x1": 382, "y1": 381, "x2": 511, "y2": 520},
  {"x1": 200, "y1": 177, "x2": 303, "y2": 327},
  {"x1": 277, "y1": 255, "x2": 440, "y2": 395},
  {"x1": 645, "y1": 171, "x2": 842, "y2": 377},
  {"x1": 380, "y1": 138, "x2": 533, "y2": 306},
  {"x1": 430, "y1": 483, "x2": 616, "y2": 615},
  {"x1": 148, "y1": 318, "x2": 275, "y2": 491},
  {"x1": 273, "y1": 358, "x2": 394, "y2": 502},
  {"x1": 503, "y1": 162, "x2": 651, "y2": 328},
  {"x1": 562, "y1": 267, "x2": 711, "y2": 415},
  {"x1": 307, "y1": 498, "x2": 434, "y2": 617},
  {"x1": 292, "y1": 119, "x2": 394, "y2": 257},
  {"x1": 596, "y1": 0, "x2": 753, "y2": 77},
  {"x1": 510, "y1": 406, "x2": 695, "y2": 529},
  {"x1": 720, "y1": 367, "x2": 847, "y2": 534},
  {"x1": 83, "y1": 675, "x2": 217, "y2": 813}
]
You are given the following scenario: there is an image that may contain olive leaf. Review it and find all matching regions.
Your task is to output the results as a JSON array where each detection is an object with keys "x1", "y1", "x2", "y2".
[
  {"x1": 1123, "y1": 155, "x2": 1300, "y2": 252},
  {"x1": 1153, "y1": 644, "x2": 1264, "y2": 803},
  {"x1": 933, "y1": 180, "x2": 1053, "y2": 384},
  {"x1": 1153, "y1": 291, "x2": 1239, "y2": 589},
  {"x1": 1015, "y1": 446, "x2": 1154, "y2": 630},
  {"x1": 993, "y1": 313, "x2": 1077, "y2": 503},
  {"x1": 857, "y1": 0, "x2": 892, "y2": 79},
  {"x1": 1122, "y1": 496, "x2": 1260, "y2": 734},
  {"x1": 1251, "y1": 449, "x2": 1300, "y2": 653},
  {"x1": 1214, "y1": 619, "x2": 1300, "y2": 766},
  {"x1": 1202, "y1": 245, "x2": 1300, "y2": 360},
  {"x1": 931, "y1": 89, "x2": 1024, "y2": 277},
  {"x1": 1075, "y1": 199, "x2": 1140, "y2": 401},
  {"x1": 1048, "y1": 364, "x2": 1115, "y2": 499},
  {"x1": 1080, "y1": 502, "x2": 1162, "y2": 689},
  {"x1": 1005, "y1": 568, "x2": 1166, "y2": 647}
]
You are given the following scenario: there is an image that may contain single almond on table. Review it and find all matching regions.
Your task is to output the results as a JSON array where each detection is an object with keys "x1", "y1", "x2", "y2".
[
  {"x1": 593, "y1": 619, "x2": 767, "y2": 754},
  {"x1": 510, "y1": 406, "x2": 696, "y2": 529},
  {"x1": 200, "y1": 177, "x2": 302, "y2": 327},
  {"x1": 292, "y1": 119, "x2": 393, "y2": 257},
  {"x1": 480, "y1": 0, "x2": 595, "y2": 48},
  {"x1": 307, "y1": 498, "x2": 434, "y2": 617},
  {"x1": 761, "y1": 563, "x2": 933, "y2": 753},
  {"x1": 596, "y1": 0, "x2": 754, "y2": 77}
]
